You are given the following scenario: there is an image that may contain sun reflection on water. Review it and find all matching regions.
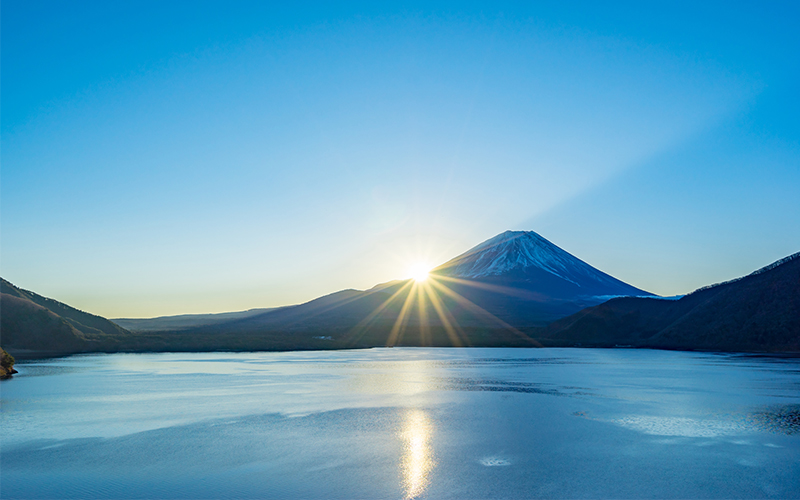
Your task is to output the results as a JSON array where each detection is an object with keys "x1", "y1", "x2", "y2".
[{"x1": 400, "y1": 409, "x2": 435, "y2": 499}]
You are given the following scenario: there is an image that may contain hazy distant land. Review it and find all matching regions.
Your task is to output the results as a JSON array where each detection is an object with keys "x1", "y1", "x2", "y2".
[{"x1": 112, "y1": 308, "x2": 279, "y2": 332}]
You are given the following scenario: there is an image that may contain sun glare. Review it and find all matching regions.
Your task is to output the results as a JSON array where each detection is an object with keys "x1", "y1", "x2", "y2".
[{"x1": 409, "y1": 264, "x2": 431, "y2": 282}]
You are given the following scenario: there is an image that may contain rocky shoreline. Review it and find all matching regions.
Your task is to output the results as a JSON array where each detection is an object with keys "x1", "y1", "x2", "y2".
[{"x1": 1, "y1": 347, "x2": 18, "y2": 379}]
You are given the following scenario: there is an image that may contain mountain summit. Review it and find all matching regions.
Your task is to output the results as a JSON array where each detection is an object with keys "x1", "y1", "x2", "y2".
[
  {"x1": 163, "y1": 230, "x2": 654, "y2": 341},
  {"x1": 434, "y1": 230, "x2": 651, "y2": 302}
]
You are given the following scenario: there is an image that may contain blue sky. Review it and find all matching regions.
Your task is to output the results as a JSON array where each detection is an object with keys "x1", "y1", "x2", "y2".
[{"x1": 2, "y1": 1, "x2": 799, "y2": 317}]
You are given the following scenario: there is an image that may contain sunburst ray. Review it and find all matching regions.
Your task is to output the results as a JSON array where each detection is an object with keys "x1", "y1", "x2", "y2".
[
  {"x1": 346, "y1": 280, "x2": 415, "y2": 345},
  {"x1": 416, "y1": 282, "x2": 431, "y2": 346},
  {"x1": 427, "y1": 277, "x2": 541, "y2": 346},
  {"x1": 386, "y1": 281, "x2": 419, "y2": 346},
  {"x1": 271, "y1": 282, "x2": 413, "y2": 331},
  {"x1": 419, "y1": 281, "x2": 466, "y2": 347}
]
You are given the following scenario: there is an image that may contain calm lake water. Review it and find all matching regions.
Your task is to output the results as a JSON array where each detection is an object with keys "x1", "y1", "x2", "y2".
[{"x1": 1, "y1": 348, "x2": 799, "y2": 499}]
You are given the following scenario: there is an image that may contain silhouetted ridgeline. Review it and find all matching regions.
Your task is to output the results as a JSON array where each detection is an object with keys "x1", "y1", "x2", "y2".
[
  {"x1": 1, "y1": 278, "x2": 132, "y2": 357},
  {"x1": 543, "y1": 252, "x2": 800, "y2": 352},
  {"x1": 1, "y1": 250, "x2": 798, "y2": 358}
]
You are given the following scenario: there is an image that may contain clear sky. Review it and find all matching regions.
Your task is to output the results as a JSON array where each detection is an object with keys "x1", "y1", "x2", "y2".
[{"x1": 2, "y1": 1, "x2": 799, "y2": 318}]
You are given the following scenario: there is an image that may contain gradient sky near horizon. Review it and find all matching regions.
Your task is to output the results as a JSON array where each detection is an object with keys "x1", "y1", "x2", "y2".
[{"x1": 2, "y1": 1, "x2": 799, "y2": 318}]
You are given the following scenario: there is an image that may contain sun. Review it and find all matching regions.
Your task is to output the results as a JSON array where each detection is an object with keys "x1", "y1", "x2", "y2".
[{"x1": 408, "y1": 263, "x2": 431, "y2": 282}]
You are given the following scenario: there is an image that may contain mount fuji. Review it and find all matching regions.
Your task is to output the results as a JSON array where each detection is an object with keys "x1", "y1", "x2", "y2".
[
  {"x1": 155, "y1": 230, "x2": 653, "y2": 346},
  {"x1": 433, "y1": 230, "x2": 652, "y2": 303}
]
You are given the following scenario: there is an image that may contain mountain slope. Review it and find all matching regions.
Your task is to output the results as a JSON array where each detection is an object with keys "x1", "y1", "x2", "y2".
[
  {"x1": 544, "y1": 252, "x2": 800, "y2": 352},
  {"x1": 434, "y1": 230, "x2": 650, "y2": 299},
  {"x1": 2, "y1": 279, "x2": 130, "y2": 337},
  {"x1": 427, "y1": 230, "x2": 652, "y2": 324},
  {"x1": 1, "y1": 278, "x2": 132, "y2": 356}
]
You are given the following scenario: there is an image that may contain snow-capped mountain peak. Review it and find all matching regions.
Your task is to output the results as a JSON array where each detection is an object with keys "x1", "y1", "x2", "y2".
[
  {"x1": 433, "y1": 230, "x2": 651, "y2": 298},
  {"x1": 436, "y1": 231, "x2": 585, "y2": 280}
]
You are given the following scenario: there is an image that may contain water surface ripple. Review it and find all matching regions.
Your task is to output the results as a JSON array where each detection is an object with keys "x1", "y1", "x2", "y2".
[{"x1": 1, "y1": 348, "x2": 798, "y2": 499}]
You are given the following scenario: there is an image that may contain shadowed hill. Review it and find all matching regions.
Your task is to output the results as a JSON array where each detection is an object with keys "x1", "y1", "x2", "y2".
[
  {"x1": 1, "y1": 278, "x2": 132, "y2": 356},
  {"x1": 543, "y1": 252, "x2": 800, "y2": 352},
  {"x1": 2, "y1": 279, "x2": 130, "y2": 337}
]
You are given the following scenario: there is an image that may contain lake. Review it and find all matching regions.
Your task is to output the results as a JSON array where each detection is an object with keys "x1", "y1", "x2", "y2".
[{"x1": 1, "y1": 348, "x2": 799, "y2": 499}]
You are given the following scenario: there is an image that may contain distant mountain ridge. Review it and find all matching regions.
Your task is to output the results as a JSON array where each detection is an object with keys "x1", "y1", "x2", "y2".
[
  {"x1": 2, "y1": 231, "x2": 796, "y2": 357},
  {"x1": 112, "y1": 308, "x2": 279, "y2": 332}
]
